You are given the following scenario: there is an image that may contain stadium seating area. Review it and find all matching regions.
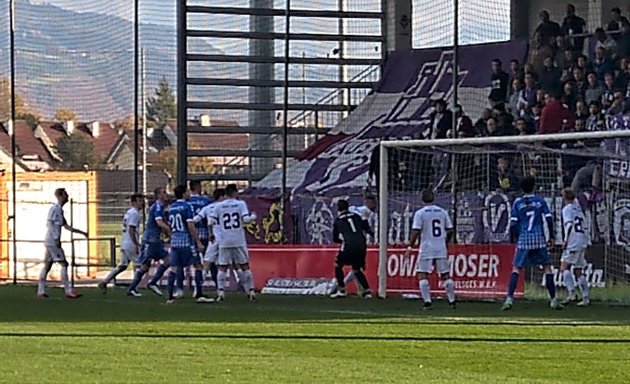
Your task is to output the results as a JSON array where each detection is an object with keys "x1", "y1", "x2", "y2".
[{"x1": 469, "y1": 6, "x2": 630, "y2": 138}]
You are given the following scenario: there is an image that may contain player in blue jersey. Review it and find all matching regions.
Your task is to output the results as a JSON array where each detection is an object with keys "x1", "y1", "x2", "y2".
[
  {"x1": 502, "y1": 177, "x2": 562, "y2": 310},
  {"x1": 127, "y1": 187, "x2": 172, "y2": 297},
  {"x1": 165, "y1": 185, "x2": 209, "y2": 303},
  {"x1": 185, "y1": 180, "x2": 213, "y2": 299}
]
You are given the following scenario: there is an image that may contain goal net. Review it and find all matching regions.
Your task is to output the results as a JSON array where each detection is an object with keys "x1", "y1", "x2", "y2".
[{"x1": 377, "y1": 130, "x2": 630, "y2": 303}]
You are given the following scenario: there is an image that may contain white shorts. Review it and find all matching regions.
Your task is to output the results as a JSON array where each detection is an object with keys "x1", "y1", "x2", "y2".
[
  {"x1": 120, "y1": 247, "x2": 139, "y2": 266},
  {"x1": 44, "y1": 245, "x2": 66, "y2": 263},
  {"x1": 204, "y1": 242, "x2": 219, "y2": 264},
  {"x1": 561, "y1": 248, "x2": 587, "y2": 268},
  {"x1": 218, "y1": 247, "x2": 249, "y2": 266},
  {"x1": 416, "y1": 257, "x2": 449, "y2": 274}
]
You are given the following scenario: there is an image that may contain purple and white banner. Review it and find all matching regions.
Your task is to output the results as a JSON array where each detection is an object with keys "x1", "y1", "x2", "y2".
[{"x1": 254, "y1": 40, "x2": 529, "y2": 197}]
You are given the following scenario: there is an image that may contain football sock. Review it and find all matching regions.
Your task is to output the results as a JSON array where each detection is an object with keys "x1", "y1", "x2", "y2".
[
  {"x1": 578, "y1": 275, "x2": 590, "y2": 300},
  {"x1": 353, "y1": 270, "x2": 370, "y2": 291},
  {"x1": 344, "y1": 271, "x2": 355, "y2": 284},
  {"x1": 444, "y1": 278, "x2": 455, "y2": 303},
  {"x1": 103, "y1": 265, "x2": 126, "y2": 285},
  {"x1": 209, "y1": 263, "x2": 218, "y2": 287},
  {"x1": 60, "y1": 265, "x2": 71, "y2": 294},
  {"x1": 176, "y1": 267, "x2": 185, "y2": 291},
  {"x1": 335, "y1": 266, "x2": 346, "y2": 289},
  {"x1": 194, "y1": 269, "x2": 204, "y2": 297},
  {"x1": 167, "y1": 271, "x2": 176, "y2": 300},
  {"x1": 128, "y1": 268, "x2": 146, "y2": 292},
  {"x1": 419, "y1": 279, "x2": 431, "y2": 303},
  {"x1": 507, "y1": 272, "x2": 519, "y2": 299},
  {"x1": 563, "y1": 269, "x2": 576, "y2": 296},
  {"x1": 236, "y1": 268, "x2": 245, "y2": 283},
  {"x1": 37, "y1": 265, "x2": 48, "y2": 295},
  {"x1": 545, "y1": 273, "x2": 556, "y2": 299},
  {"x1": 148, "y1": 264, "x2": 168, "y2": 286},
  {"x1": 242, "y1": 270, "x2": 254, "y2": 291},
  {"x1": 217, "y1": 270, "x2": 227, "y2": 292}
]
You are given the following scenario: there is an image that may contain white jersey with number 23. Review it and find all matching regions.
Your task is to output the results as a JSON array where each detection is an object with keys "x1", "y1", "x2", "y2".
[{"x1": 211, "y1": 199, "x2": 253, "y2": 249}]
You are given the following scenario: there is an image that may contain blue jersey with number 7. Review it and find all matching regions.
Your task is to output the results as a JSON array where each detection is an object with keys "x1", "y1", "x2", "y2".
[
  {"x1": 510, "y1": 194, "x2": 552, "y2": 250},
  {"x1": 168, "y1": 200, "x2": 194, "y2": 248}
]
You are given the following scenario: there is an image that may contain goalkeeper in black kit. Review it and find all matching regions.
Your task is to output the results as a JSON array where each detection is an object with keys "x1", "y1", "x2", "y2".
[{"x1": 330, "y1": 199, "x2": 373, "y2": 299}]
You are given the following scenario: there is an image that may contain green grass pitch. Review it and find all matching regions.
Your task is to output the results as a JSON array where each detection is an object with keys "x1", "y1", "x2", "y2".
[{"x1": 0, "y1": 286, "x2": 628, "y2": 384}]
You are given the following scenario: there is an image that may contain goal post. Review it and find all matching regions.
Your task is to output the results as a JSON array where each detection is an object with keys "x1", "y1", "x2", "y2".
[{"x1": 377, "y1": 130, "x2": 630, "y2": 301}]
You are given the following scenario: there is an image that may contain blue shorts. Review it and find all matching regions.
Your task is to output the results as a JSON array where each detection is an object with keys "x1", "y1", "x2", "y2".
[
  {"x1": 171, "y1": 246, "x2": 200, "y2": 267},
  {"x1": 137, "y1": 242, "x2": 168, "y2": 265},
  {"x1": 513, "y1": 248, "x2": 551, "y2": 269}
]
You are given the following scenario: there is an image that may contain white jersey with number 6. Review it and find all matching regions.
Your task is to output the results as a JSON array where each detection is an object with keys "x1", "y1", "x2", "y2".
[
  {"x1": 562, "y1": 202, "x2": 589, "y2": 251},
  {"x1": 412, "y1": 205, "x2": 453, "y2": 260},
  {"x1": 211, "y1": 199, "x2": 252, "y2": 249},
  {"x1": 121, "y1": 207, "x2": 140, "y2": 251}
]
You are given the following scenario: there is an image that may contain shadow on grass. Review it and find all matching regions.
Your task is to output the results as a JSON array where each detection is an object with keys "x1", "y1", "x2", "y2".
[
  {"x1": 0, "y1": 286, "x2": 629, "y2": 325},
  {"x1": 0, "y1": 332, "x2": 629, "y2": 343}
]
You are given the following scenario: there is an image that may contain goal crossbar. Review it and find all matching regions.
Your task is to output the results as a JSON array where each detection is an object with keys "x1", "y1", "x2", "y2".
[{"x1": 377, "y1": 130, "x2": 630, "y2": 298}]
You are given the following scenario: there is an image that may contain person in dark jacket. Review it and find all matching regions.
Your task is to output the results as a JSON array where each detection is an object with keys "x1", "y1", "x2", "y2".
[
  {"x1": 426, "y1": 99, "x2": 452, "y2": 140},
  {"x1": 535, "y1": 10, "x2": 561, "y2": 46},
  {"x1": 489, "y1": 59, "x2": 509, "y2": 106},
  {"x1": 562, "y1": 4, "x2": 587, "y2": 51}
]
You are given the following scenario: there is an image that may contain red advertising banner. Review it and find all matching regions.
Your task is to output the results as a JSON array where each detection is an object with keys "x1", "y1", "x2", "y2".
[{"x1": 249, "y1": 244, "x2": 523, "y2": 299}]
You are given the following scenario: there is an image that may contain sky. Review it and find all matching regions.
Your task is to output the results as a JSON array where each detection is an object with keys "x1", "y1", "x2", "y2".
[{"x1": 33, "y1": 0, "x2": 512, "y2": 47}]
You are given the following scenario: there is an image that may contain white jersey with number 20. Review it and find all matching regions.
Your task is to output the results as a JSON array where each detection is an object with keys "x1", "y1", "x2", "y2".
[
  {"x1": 412, "y1": 205, "x2": 453, "y2": 260},
  {"x1": 211, "y1": 199, "x2": 252, "y2": 249}
]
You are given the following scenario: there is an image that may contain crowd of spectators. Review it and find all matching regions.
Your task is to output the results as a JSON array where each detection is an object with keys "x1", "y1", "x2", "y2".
[
  {"x1": 478, "y1": 4, "x2": 630, "y2": 138},
  {"x1": 381, "y1": 5, "x2": 628, "y2": 194}
]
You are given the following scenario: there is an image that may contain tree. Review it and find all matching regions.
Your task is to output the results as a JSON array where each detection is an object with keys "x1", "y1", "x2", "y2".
[
  {"x1": 54, "y1": 108, "x2": 77, "y2": 122},
  {"x1": 0, "y1": 78, "x2": 37, "y2": 121},
  {"x1": 146, "y1": 76, "x2": 177, "y2": 129},
  {"x1": 156, "y1": 146, "x2": 214, "y2": 188},
  {"x1": 54, "y1": 133, "x2": 99, "y2": 170},
  {"x1": 113, "y1": 115, "x2": 135, "y2": 132}
]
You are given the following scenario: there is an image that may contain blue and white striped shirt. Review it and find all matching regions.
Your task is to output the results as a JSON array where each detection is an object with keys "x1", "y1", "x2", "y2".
[
  {"x1": 510, "y1": 194, "x2": 552, "y2": 250},
  {"x1": 168, "y1": 200, "x2": 194, "y2": 248},
  {"x1": 187, "y1": 194, "x2": 211, "y2": 240}
]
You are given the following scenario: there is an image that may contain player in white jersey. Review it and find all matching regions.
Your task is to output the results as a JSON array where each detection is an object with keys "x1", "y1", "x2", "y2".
[
  {"x1": 344, "y1": 195, "x2": 377, "y2": 293},
  {"x1": 210, "y1": 184, "x2": 257, "y2": 301},
  {"x1": 194, "y1": 188, "x2": 230, "y2": 288},
  {"x1": 405, "y1": 189, "x2": 456, "y2": 310},
  {"x1": 98, "y1": 194, "x2": 144, "y2": 293},
  {"x1": 560, "y1": 188, "x2": 591, "y2": 306},
  {"x1": 37, "y1": 188, "x2": 88, "y2": 299}
]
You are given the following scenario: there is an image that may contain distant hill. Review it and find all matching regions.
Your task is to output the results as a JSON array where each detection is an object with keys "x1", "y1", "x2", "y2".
[
  {"x1": 0, "y1": 0, "x2": 230, "y2": 121},
  {"x1": 0, "y1": 0, "x2": 376, "y2": 123}
]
